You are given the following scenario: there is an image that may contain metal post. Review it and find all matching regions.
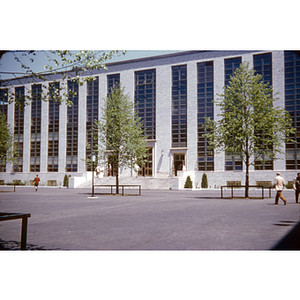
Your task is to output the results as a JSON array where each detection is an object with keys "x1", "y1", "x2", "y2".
[
  {"x1": 20, "y1": 216, "x2": 28, "y2": 250},
  {"x1": 92, "y1": 162, "x2": 94, "y2": 197},
  {"x1": 91, "y1": 153, "x2": 96, "y2": 197}
]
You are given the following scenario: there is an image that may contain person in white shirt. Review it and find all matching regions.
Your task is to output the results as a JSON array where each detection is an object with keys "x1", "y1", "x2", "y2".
[{"x1": 274, "y1": 172, "x2": 287, "y2": 205}]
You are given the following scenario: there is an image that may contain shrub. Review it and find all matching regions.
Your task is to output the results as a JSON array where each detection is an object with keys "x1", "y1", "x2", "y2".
[
  {"x1": 201, "y1": 173, "x2": 208, "y2": 188},
  {"x1": 63, "y1": 175, "x2": 69, "y2": 187},
  {"x1": 184, "y1": 176, "x2": 193, "y2": 188}
]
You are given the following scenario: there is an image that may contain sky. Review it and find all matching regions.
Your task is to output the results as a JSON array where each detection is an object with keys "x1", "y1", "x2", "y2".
[{"x1": 0, "y1": 50, "x2": 184, "y2": 80}]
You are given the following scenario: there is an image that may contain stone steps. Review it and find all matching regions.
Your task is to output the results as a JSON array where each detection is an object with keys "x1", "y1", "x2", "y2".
[{"x1": 77, "y1": 176, "x2": 171, "y2": 190}]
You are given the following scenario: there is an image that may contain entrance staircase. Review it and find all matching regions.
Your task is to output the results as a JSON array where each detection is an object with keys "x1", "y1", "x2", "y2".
[{"x1": 77, "y1": 176, "x2": 171, "y2": 190}]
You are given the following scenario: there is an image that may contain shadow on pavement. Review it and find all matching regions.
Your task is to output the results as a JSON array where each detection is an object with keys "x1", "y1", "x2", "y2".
[{"x1": 271, "y1": 221, "x2": 300, "y2": 250}]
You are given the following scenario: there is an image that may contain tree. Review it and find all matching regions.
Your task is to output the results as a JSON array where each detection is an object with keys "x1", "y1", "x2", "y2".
[
  {"x1": 93, "y1": 86, "x2": 148, "y2": 194},
  {"x1": 0, "y1": 50, "x2": 125, "y2": 108},
  {"x1": 0, "y1": 112, "x2": 17, "y2": 166},
  {"x1": 204, "y1": 62, "x2": 295, "y2": 197}
]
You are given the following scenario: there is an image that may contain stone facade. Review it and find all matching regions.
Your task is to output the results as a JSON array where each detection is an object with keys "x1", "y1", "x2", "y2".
[{"x1": 1, "y1": 50, "x2": 299, "y2": 189}]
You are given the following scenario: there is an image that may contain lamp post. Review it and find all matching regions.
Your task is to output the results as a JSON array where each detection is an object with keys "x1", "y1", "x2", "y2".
[{"x1": 91, "y1": 153, "x2": 96, "y2": 197}]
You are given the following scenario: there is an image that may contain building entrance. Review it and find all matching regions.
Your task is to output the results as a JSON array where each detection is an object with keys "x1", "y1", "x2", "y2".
[
  {"x1": 138, "y1": 147, "x2": 152, "y2": 177},
  {"x1": 173, "y1": 153, "x2": 185, "y2": 176},
  {"x1": 107, "y1": 155, "x2": 118, "y2": 177}
]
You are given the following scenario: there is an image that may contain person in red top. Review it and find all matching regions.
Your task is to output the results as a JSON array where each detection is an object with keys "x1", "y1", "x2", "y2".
[{"x1": 33, "y1": 175, "x2": 40, "y2": 192}]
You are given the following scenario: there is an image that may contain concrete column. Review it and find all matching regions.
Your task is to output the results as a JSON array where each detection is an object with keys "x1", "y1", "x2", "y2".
[
  {"x1": 187, "y1": 61, "x2": 198, "y2": 171},
  {"x1": 156, "y1": 65, "x2": 172, "y2": 177},
  {"x1": 272, "y1": 50, "x2": 286, "y2": 171},
  {"x1": 120, "y1": 70, "x2": 134, "y2": 99},
  {"x1": 242, "y1": 53, "x2": 254, "y2": 172},
  {"x1": 213, "y1": 57, "x2": 225, "y2": 172},
  {"x1": 22, "y1": 84, "x2": 31, "y2": 173}
]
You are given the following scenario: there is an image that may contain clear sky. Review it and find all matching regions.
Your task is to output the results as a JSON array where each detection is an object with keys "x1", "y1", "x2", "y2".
[{"x1": 0, "y1": 50, "x2": 184, "y2": 80}]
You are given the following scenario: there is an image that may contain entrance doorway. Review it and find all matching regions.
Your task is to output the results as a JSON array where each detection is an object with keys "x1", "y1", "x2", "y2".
[
  {"x1": 107, "y1": 154, "x2": 118, "y2": 176},
  {"x1": 138, "y1": 147, "x2": 153, "y2": 177},
  {"x1": 173, "y1": 153, "x2": 185, "y2": 176}
]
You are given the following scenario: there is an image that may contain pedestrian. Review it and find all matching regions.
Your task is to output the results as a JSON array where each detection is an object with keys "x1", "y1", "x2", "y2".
[
  {"x1": 274, "y1": 172, "x2": 287, "y2": 205},
  {"x1": 95, "y1": 165, "x2": 100, "y2": 178},
  {"x1": 33, "y1": 174, "x2": 40, "y2": 192},
  {"x1": 293, "y1": 172, "x2": 300, "y2": 203}
]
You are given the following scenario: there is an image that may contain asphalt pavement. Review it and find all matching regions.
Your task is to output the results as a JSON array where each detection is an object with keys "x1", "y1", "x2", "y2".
[{"x1": 1, "y1": 186, "x2": 300, "y2": 250}]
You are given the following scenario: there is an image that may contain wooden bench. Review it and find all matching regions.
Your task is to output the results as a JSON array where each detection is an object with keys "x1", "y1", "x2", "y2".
[{"x1": 0, "y1": 212, "x2": 31, "y2": 250}]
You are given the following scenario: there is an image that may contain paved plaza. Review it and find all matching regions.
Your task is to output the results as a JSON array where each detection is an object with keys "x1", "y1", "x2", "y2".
[{"x1": 1, "y1": 186, "x2": 300, "y2": 250}]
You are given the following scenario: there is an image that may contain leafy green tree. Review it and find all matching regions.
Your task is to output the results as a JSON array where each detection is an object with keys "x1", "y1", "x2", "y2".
[
  {"x1": 93, "y1": 86, "x2": 148, "y2": 194},
  {"x1": 0, "y1": 112, "x2": 17, "y2": 166},
  {"x1": 0, "y1": 50, "x2": 125, "y2": 108},
  {"x1": 204, "y1": 62, "x2": 295, "y2": 197}
]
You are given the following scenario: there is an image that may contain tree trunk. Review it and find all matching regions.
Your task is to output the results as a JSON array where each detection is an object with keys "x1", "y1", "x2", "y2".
[
  {"x1": 245, "y1": 154, "x2": 249, "y2": 198},
  {"x1": 116, "y1": 170, "x2": 119, "y2": 194},
  {"x1": 115, "y1": 151, "x2": 119, "y2": 194}
]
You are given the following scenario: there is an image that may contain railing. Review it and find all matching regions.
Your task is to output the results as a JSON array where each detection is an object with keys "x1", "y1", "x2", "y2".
[
  {"x1": 0, "y1": 212, "x2": 31, "y2": 250},
  {"x1": 221, "y1": 185, "x2": 272, "y2": 199},
  {"x1": 93, "y1": 185, "x2": 141, "y2": 196}
]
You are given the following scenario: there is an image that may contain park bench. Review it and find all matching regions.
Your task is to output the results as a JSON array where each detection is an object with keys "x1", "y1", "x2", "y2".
[
  {"x1": 221, "y1": 185, "x2": 272, "y2": 199},
  {"x1": 0, "y1": 212, "x2": 31, "y2": 250},
  {"x1": 93, "y1": 184, "x2": 141, "y2": 196}
]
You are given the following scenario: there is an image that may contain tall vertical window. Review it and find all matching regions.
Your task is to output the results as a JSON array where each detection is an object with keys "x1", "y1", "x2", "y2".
[
  {"x1": 14, "y1": 87, "x2": 24, "y2": 172},
  {"x1": 197, "y1": 61, "x2": 214, "y2": 171},
  {"x1": 86, "y1": 77, "x2": 99, "y2": 171},
  {"x1": 0, "y1": 89, "x2": 8, "y2": 172},
  {"x1": 253, "y1": 52, "x2": 272, "y2": 85},
  {"x1": 107, "y1": 74, "x2": 120, "y2": 95},
  {"x1": 134, "y1": 69, "x2": 156, "y2": 139},
  {"x1": 253, "y1": 53, "x2": 273, "y2": 170},
  {"x1": 172, "y1": 65, "x2": 187, "y2": 148},
  {"x1": 30, "y1": 84, "x2": 41, "y2": 172},
  {"x1": 224, "y1": 57, "x2": 243, "y2": 171},
  {"x1": 66, "y1": 80, "x2": 78, "y2": 172},
  {"x1": 48, "y1": 82, "x2": 59, "y2": 172},
  {"x1": 285, "y1": 51, "x2": 300, "y2": 170}
]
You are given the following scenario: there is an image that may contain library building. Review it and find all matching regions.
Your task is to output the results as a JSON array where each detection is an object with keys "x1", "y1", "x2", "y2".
[{"x1": 0, "y1": 50, "x2": 299, "y2": 189}]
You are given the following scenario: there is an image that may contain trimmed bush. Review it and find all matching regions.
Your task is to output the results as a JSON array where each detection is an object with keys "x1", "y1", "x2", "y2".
[
  {"x1": 201, "y1": 173, "x2": 208, "y2": 188},
  {"x1": 63, "y1": 175, "x2": 69, "y2": 187},
  {"x1": 184, "y1": 176, "x2": 193, "y2": 188}
]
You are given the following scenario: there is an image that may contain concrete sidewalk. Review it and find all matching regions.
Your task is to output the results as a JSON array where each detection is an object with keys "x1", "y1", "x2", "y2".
[{"x1": 1, "y1": 187, "x2": 300, "y2": 250}]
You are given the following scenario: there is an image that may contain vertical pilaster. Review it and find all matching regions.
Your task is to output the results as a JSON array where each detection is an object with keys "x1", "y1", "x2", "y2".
[
  {"x1": 120, "y1": 70, "x2": 134, "y2": 99},
  {"x1": 273, "y1": 50, "x2": 286, "y2": 171},
  {"x1": 187, "y1": 61, "x2": 198, "y2": 171},
  {"x1": 213, "y1": 57, "x2": 225, "y2": 172},
  {"x1": 156, "y1": 65, "x2": 172, "y2": 176},
  {"x1": 22, "y1": 84, "x2": 31, "y2": 173}
]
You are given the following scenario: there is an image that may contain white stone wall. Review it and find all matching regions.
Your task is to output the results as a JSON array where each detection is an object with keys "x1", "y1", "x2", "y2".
[{"x1": 1, "y1": 50, "x2": 293, "y2": 189}]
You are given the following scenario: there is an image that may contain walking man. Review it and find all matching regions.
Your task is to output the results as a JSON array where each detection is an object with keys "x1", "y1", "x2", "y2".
[
  {"x1": 33, "y1": 174, "x2": 40, "y2": 192},
  {"x1": 293, "y1": 172, "x2": 300, "y2": 203},
  {"x1": 274, "y1": 172, "x2": 287, "y2": 205}
]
